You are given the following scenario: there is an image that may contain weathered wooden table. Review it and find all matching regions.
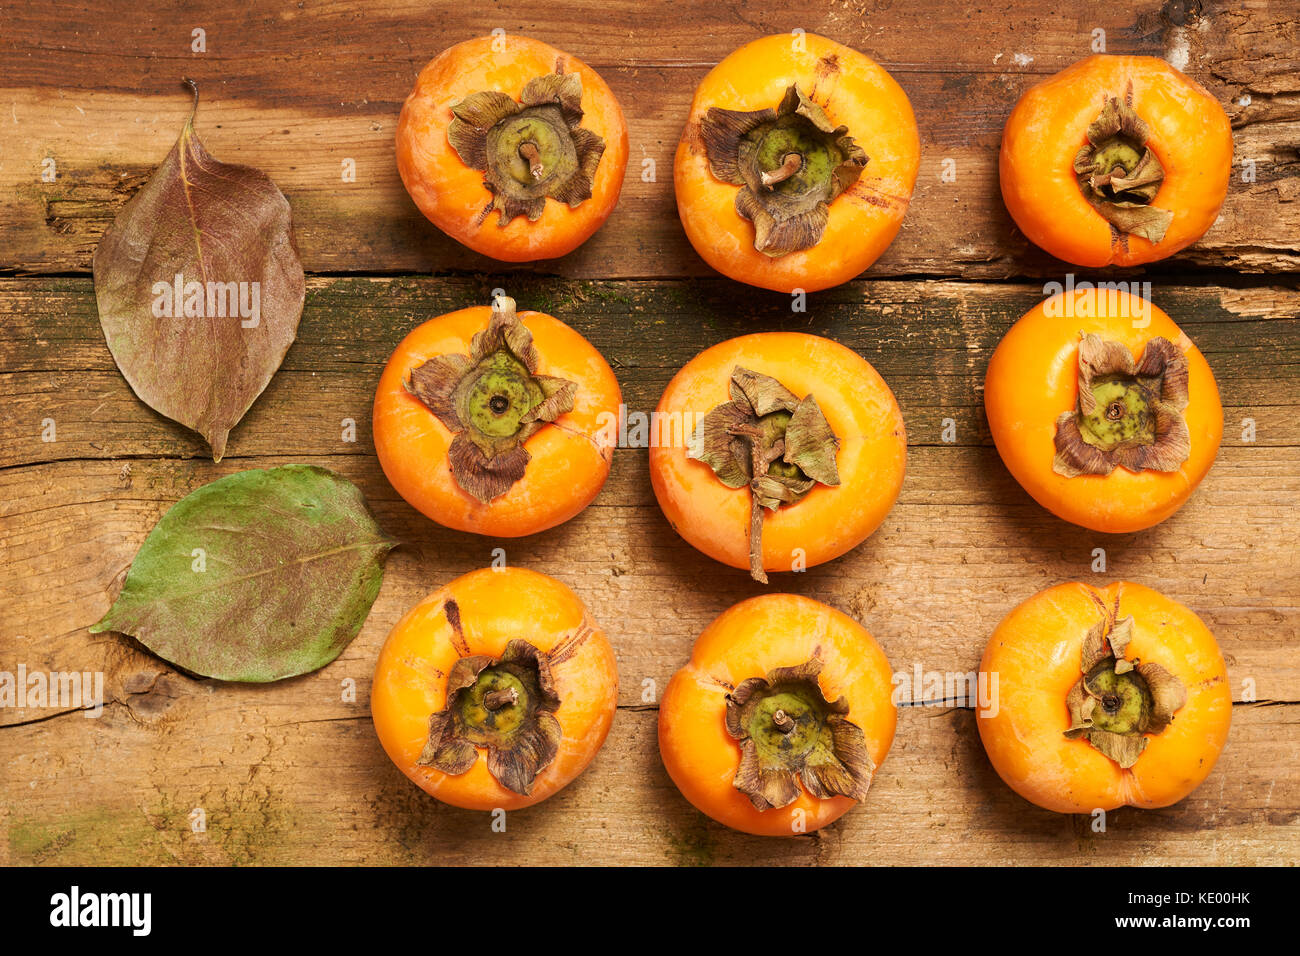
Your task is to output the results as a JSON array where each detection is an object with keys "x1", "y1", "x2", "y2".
[{"x1": 2, "y1": 1, "x2": 1296, "y2": 865}]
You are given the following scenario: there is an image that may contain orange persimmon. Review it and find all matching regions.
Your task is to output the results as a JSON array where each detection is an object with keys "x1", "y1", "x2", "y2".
[
  {"x1": 372, "y1": 567, "x2": 618, "y2": 811},
  {"x1": 977, "y1": 580, "x2": 1231, "y2": 813},
  {"x1": 396, "y1": 35, "x2": 629, "y2": 262},
  {"x1": 373, "y1": 295, "x2": 620, "y2": 537},
  {"x1": 649, "y1": 332, "x2": 906, "y2": 582},
  {"x1": 659, "y1": 593, "x2": 896, "y2": 836},
  {"x1": 1001, "y1": 54, "x2": 1232, "y2": 267},
  {"x1": 674, "y1": 33, "x2": 920, "y2": 292},
  {"x1": 985, "y1": 287, "x2": 1221, "y2": 533}
]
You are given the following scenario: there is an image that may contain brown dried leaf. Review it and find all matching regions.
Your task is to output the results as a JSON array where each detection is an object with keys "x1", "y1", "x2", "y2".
[{"x1": 92, "y1": 81, "x2": 305, "y2": 461}]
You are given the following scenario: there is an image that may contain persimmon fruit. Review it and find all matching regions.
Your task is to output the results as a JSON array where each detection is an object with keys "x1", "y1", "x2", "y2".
[
  {"x1": 674, "y1": 33, "x2": 920, "y2": 292},
  {"x1": 373, "y1": 294, "x2": 620, "y2": 537},
  {"x1": 396, "y1": 35, "x2": 629, "y2": 262},
  {"x1": 984, "y1": 288, "x2": 1221, "y2": 533},
  {"x1": 977, "y1": 580, "x2": 1231, "y2": 813},
  {"x1": 649, "y1": 332, "x2": 906, "y2": 582},
  {"x1": 659, "y1": 593, "x2": 896, "y2": 836},
  {"x1": 1001, "y1": 54, "x2": 1232, "y2": 266},
  {"x1": 372, "y1": 567, "x2": 618, "y2": 811}
]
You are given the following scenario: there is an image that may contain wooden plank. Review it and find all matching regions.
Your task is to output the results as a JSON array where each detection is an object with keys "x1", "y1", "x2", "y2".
[
  {"x1": 2, "y1": 276, "x2": 1297, "y2": 864},
  {"x1": 3, "y1": 277, "x2": 1297, "y2": 465},
  {"x1": 2, "y1": 0, "x2": 1297, "y2": 278},
  {"x1": 1, "y1": 693, "x2": 1295, "y2": 866},
  {"x1": 2, "y1": 0, "x2": 1297, "y2": 868}
]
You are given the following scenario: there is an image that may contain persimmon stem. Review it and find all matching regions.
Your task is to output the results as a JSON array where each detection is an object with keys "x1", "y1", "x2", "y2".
[
  {"x1": 772, "y1": 709, "x2": 795, "y2": 733},
  {"x1": 518, "y1": 142, "x2": 544, "y2": 180},
  {"x1": 484, "y1": 688, "x2": 518, "y2": 711},
  {"x1": 728, "y1": 422, "x2": 770, "y2": 584},
  {"x1": 760, "y1": 152, "x2": 802, "y2": 188}
]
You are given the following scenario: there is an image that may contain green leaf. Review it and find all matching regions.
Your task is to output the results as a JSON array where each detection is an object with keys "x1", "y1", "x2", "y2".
[
  {"x1": 92, "y1": 80, "x2": 305, "y2": 462},
  {"x1": 90, "y1": 465, "x2": 396, "y2": 683}
]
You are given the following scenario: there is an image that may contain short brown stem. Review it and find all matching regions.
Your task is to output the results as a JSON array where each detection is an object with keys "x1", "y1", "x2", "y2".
[
  {"x1": 728, "y1": 423, "x2": 769, "y2": 584},
  {"x1": 760, "y1": 152, "x2": 802, "y2": 188},
  {"x1": 772, "y1": 709, "x2": 795, "y2": 733},
  {"x1": 484, "y1": 688, "x2": 518, "y2": 711},
  {"x1": 518, "y1": 142, "x2": 544, "y2": 180}
]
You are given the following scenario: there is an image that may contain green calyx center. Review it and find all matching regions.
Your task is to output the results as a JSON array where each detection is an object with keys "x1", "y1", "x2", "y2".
[
  {"x1": 1086, "y1": 135, "x2": 1148, "y2": 202},
  {"x1": 687, "y1": 366, "x2": 842, "y2": 584},
  {"x1": 1084, "y1": 660, "x2": 1152, "y2": 736},
  {"x1": 403, "y1": 296, "x2": 578, "y2": 504},
  {"x1": 698, "y1": 85, "x2": 867, "y2": 257},
  {"x1": 460, "y1": 350, "x2": 547, "y2": 440},
  {"x1": 1071, "y1": 90, "x2": 1172, "y2": 244},
  {"x1": 419, "y1": 634, "x2": 563, "y2": 796},
  {"x1": 746, "y1": 116, "x2": 841, "y2": 198},
  {"x1": 744, "y1": 682, "x2": 830, "y2": 763},
  {"x1": 486, "y1": 106, "x2": 578, "y2": 192},
  {"x1": 446, "y1": 71, "x2": 605, "y2": 226},
  {"x1": 724, "y1": 657, "x2": 876, "y2": 811},
  {"x1": 1078, "y1": 376, "x2": 1155, "y2": 450},
  {"x1": 757, "y1": 409, "x2": 807, "y2": 482},
  {"x1": 455, "y1": 664, "x2": 533, "y2": 742},
  {"x1": 1063, "y1": 610, "x2": 1188, "y2": 770}
]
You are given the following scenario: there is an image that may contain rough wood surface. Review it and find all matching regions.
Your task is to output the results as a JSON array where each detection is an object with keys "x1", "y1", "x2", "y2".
[
  {"x1": 2, "y1": 277, "x2": 1297, "y2": 865},
  {"x1": 1, "y1": 0, "x2": 1298, "y2": 866},
  {"x1": 1, "y1": 0, "x2": 1297, "y2": 278}
]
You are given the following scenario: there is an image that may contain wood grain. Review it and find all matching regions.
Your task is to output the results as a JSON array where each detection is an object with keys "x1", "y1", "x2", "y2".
[
  {"x1": 1, "y1": 0, "x2": 1297, "y2": 866},
  {"x1": 1, "y1": 0, "x2": 1297, "y2": 278},
  {"x1": 1, "y1": 277, "x2": 1296, "y2": 864}
]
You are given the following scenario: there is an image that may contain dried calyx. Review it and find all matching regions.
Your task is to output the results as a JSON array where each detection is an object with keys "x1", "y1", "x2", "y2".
[
  {"x1": 448, "y1": 68, "x2": 605, "y2": 226},
  {"x1": 699, "y1": 85, "x2": 867, "y2": 257},
  {"x1": 726, "y1": 657, "x2": 875, "y2": 810},
  {"x1": 1053, "y1": 332, "x2": 1190, "y2": 478},
  {"x1": 688, "y1": 367, "x2": 840, "y2": 583},
  {"x1": 1073, "y1": 87, "x2": 1173, "y2": 245},
  {"x1": 405, "y1": 296, "x2": 577, "y2": 503},
  {"x1": 419, "y1": 636, "x2": 562, "y2": 795},
  {"x1": 1063, "y1": 608, "x2": 1187, "y2": 769}
]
